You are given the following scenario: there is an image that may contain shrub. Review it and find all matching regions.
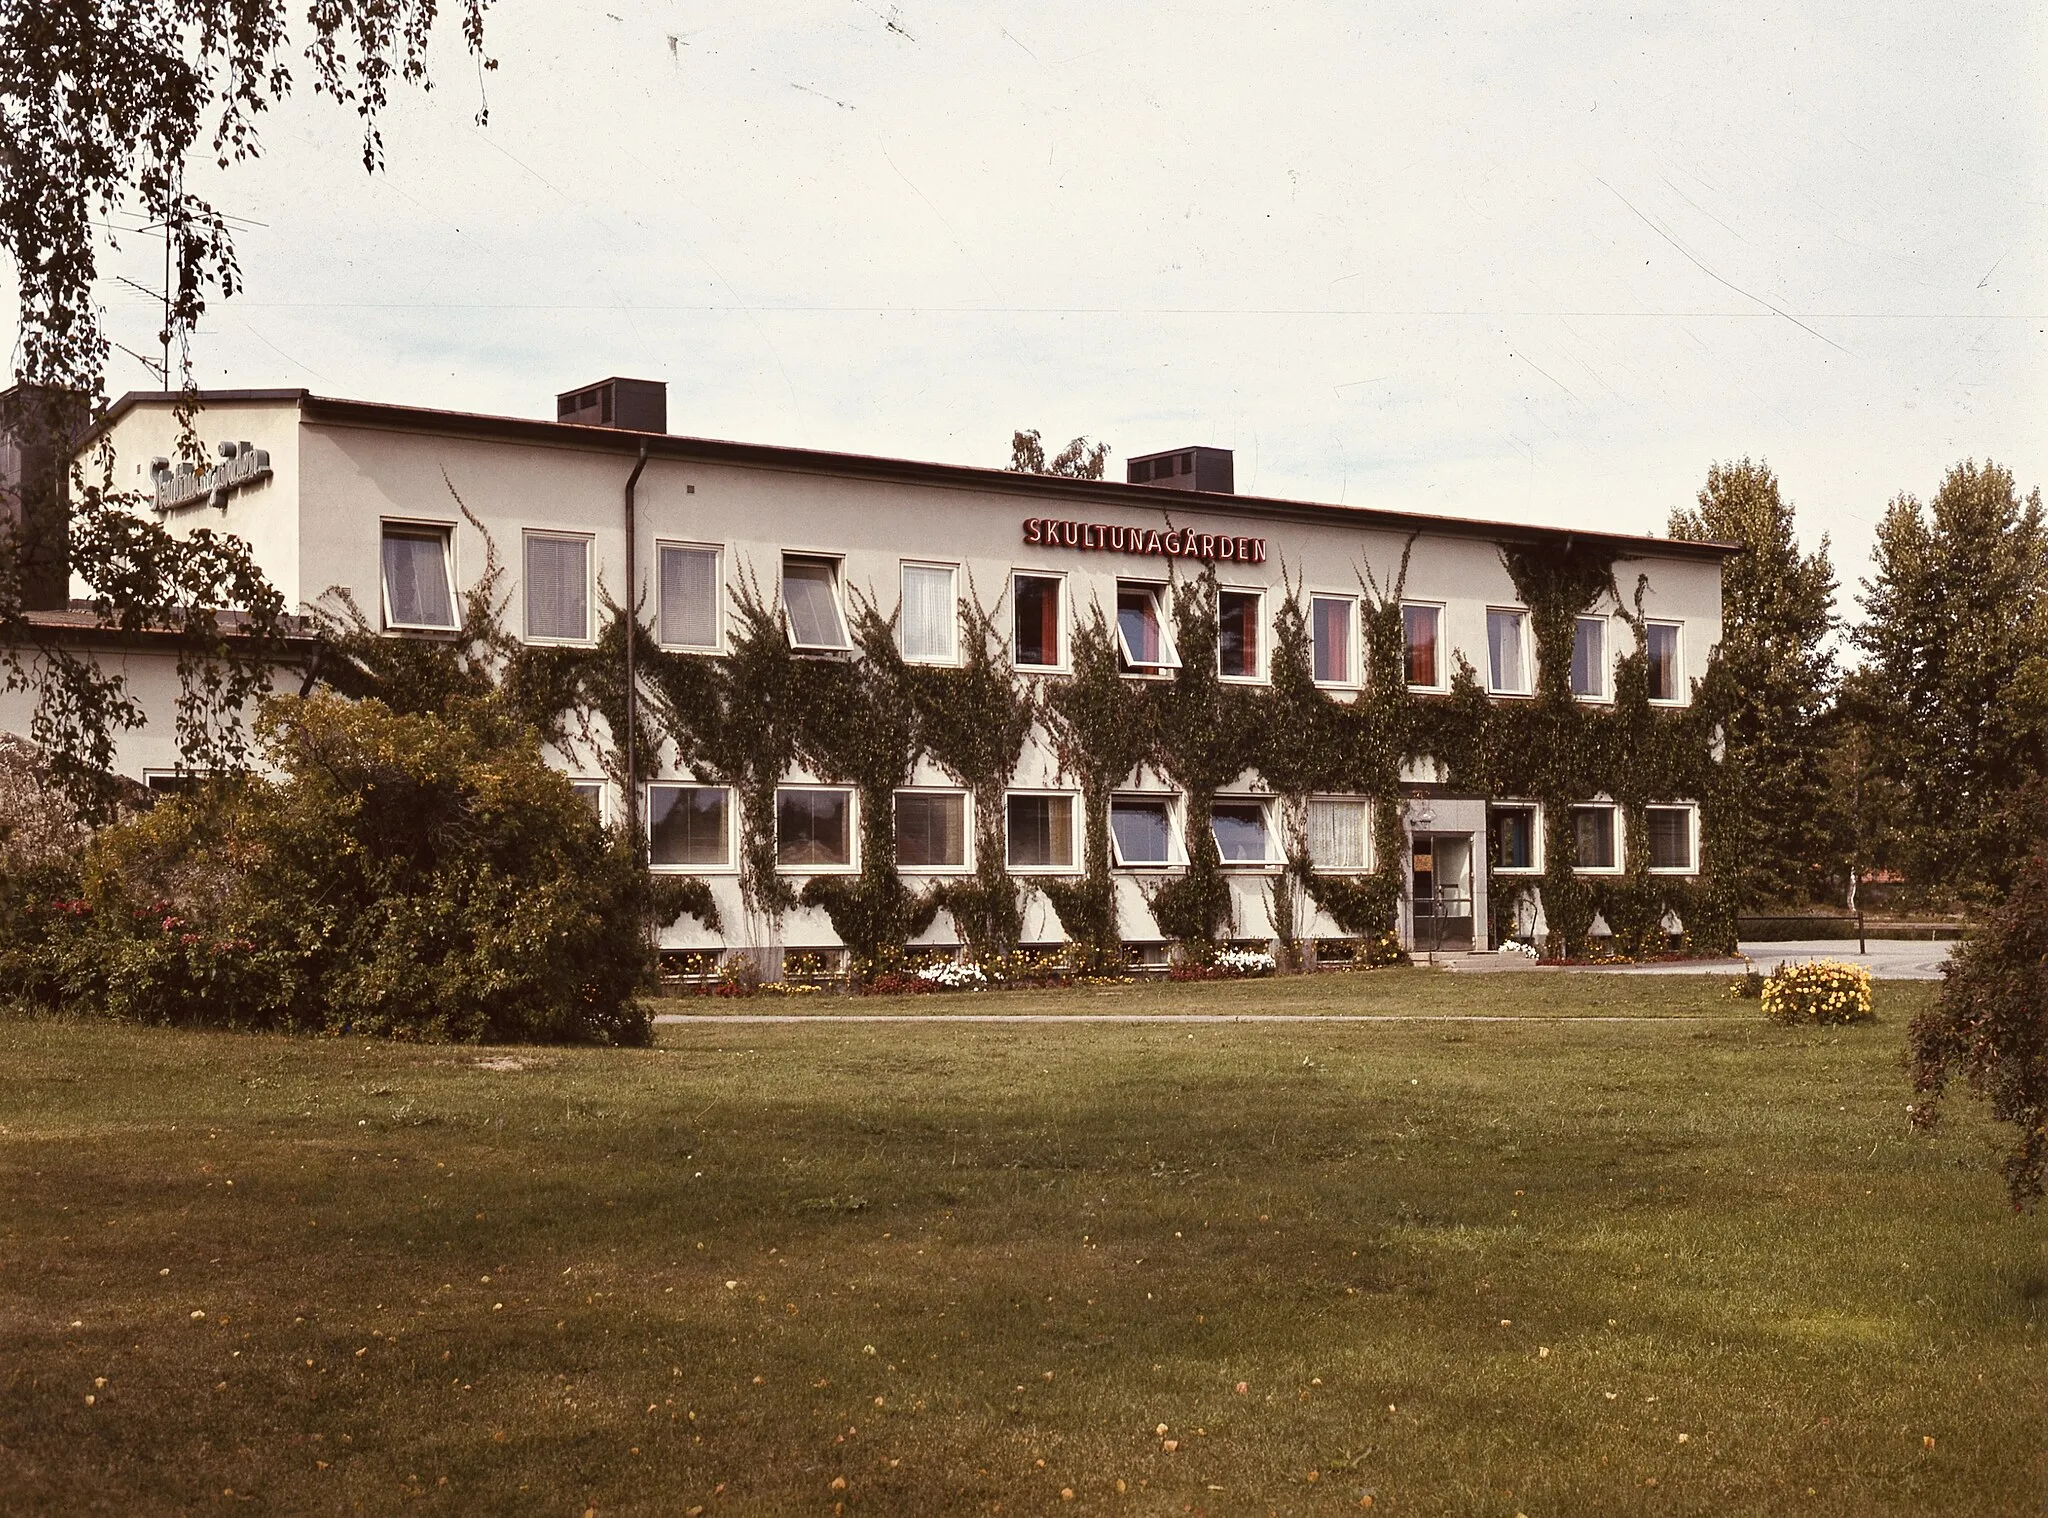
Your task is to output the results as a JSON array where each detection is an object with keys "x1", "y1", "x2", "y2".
[
  {"x1": 1759, "y1": 959, "x2": 1874, "y2": 1025},
  {"x1": 1909, "y1": 849, "x2": 2048, "y2": 1210},
  {"x1": 7, "y1": 693, "x2": 694, "y2": 1044}
]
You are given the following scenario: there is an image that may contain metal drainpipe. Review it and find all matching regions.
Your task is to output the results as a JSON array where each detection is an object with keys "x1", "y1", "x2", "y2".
[{"x1": 623, "y1": 442, "x2": 650, "y2": 855}]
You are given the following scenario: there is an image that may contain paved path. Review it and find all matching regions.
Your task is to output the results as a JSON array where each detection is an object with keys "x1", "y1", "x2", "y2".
[
  {"x1": 653, "y1": 1011, "x2": 1743, "y2": 1025},
  {"x1": 1441, "y1": 937, "x2": 1949, "y2": 980}
]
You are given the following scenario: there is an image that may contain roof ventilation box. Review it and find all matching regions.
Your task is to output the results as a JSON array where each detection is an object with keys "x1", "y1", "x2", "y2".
[
  {"x1": 555, "y1": 378, "x2": 667, "y2": 434},
  {"x1": 1125, "y1": 446, "x2": 1233, "y2": 494}
]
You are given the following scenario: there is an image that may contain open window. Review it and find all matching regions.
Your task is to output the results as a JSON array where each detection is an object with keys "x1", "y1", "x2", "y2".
[
  {"x1": 1005, "y1": 793, "x2": 1076, "y2": 870},
  {"x1": 899, "y1": 562, "x2": 957, "y2": 664},
  {"x1": 1402, "y1": 603, "x2": 1443, "y2": 689},
  {"x1": 1217, "y1": 590, "x2": 1262, "y2": 680},
  {"x1": 1491, "y1": 803, "x2": 1541, "y2": 872},
  {"x1": 525, "y1": 532, "x2": 592, "y2": 643},
  {"x1": 1115, "y1": 582, "x2": 1179, "y2": 674},
  {"x1": 895, "y1": 790, "x2": 968, "y2": 869},
  {"x1": 1487, "y1": 608, "x2": 1531, "y2": 695},
  {"x1": 1646, "y1": 804, "x2": 1698, "y2": 873},
  {"x1": 381, "y1": 523, "x2": 457, "y2": 631},
  {"x1": 1646, "y1": 621, "x2": 1684, "y2": 703},
  {"x1": 658, "y1": 543, "x2": 721, "y2": 650},
  {"x1": 1109, "y1": 794, "x2": 1178, "y2": 867},
  {"x1": 1211, "y1": 798, "x2": 1279, "y2": 864},
  {"x1": 1571, "y1": 803, "x2": 1621, "y2": 872},
  {"x1": 782, "y1": 554, "x2": 849, "y2": 650},
  {"x1": 648, "y1": 784, "x2": 733, "y2": 869},
  {"x1": 1571, "y1": 616, "x2": 1608, "y2": 700},
  {"x1": 1311, "y1": 595, "x2": 1356, "y2": 685},
  {"x1": 1012, "y1": 573, "x2": 1064, "y2": 669},
  {"x1": 776, "y1": 787, "x2": 854, "y2": 869},
  {"x1": 1308, "y1": 796, "x2": 1372, "y2": 872}
]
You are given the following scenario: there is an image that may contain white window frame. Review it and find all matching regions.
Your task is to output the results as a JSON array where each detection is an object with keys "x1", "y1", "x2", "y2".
[
  {"x1": 892, "y1": 786, "x2": 973, "y2": 874},
  {"x1": 774, "y1": 784, "x2": 858, "y2": 874},
  {"x1": 656, "y1": 539, "x2": 724, "y2": 653},
  {"x1": 1309, "y1": 594, "x2": 1360, "y2": 688},
  {"x1": 1108, "y1": 791, "x2": 1184, "y2": 869},
  {"x1": 1646, "y1": 619, "x2": 1686, "y2": 706},
  {"x1": 1569, "y1": 802, "x2": 1625, "y2": 876},
  {"x1": 522, "y1": 529, "x2": 596, "y2": 646},
  {"x1": 1401, "y1": 601, "x2": 1447, "y2": 692},
  {"x1": 1004, "y1": 789, "x2": 1080, "y2": 873},
  {"x1": 1489, "y1": 801, "x2": 1544, "y2": 875},
  {"x1": 898, "y1": 560, "x2": 960, "y2": 666},
  {"x1": 379, "y1": 518, "x2": 460, "y2": 633},
  {"x1": 1307, "y1": 794, "x2": 1375, "y2": 873},
  {"x1": 1114, "y1": 580, "x2": 1181, "y2": 675},
  {"x1": 1485, "y1": 606, "x2": 1533, "y2": 697},
  {"x1": 646, "y1": 782, "x2": 738, "y2": 873},
  {"x1": 1010, "y1": 569, "x2": 1068, "y2": 673},
  {"x1": 781, "y1": 551, "x2": 852, "y2": 652},
  {"x1": 1645, "y1": 802, "x2": 1701, "y2": 875},
  {"x1": 1215, "y1": 586, "x2": 1266, "y2": 684},
  {"x1": 1209, "y1": 794, "x2": 1282, "y2": 867},
  {"x1": 569, "y1": 777, "x2": 608, "y2": 821},
  {"x1": 1571, "y1": 615, "x2": 1612, "y2": 703}
]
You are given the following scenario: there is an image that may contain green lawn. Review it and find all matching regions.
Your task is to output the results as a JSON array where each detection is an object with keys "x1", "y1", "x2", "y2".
[{"x1": 2, "y1": 973, "x2": 2042, "y2": 1515}]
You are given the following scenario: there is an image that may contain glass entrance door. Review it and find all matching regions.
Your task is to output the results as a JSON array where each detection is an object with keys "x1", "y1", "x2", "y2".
[{"x1": 1411, "y1": 833, "x2": 1475, "y2": 952}]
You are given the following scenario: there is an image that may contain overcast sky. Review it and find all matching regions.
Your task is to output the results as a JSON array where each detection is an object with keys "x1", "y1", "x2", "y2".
[{"x1": 49, "y1": 0, "x2": 2048, "y2": 599}]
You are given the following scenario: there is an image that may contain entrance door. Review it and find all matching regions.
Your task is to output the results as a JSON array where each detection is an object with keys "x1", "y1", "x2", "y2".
[{"x1": 1410, "y1": 833, "x2": 1475, "y2": 952}]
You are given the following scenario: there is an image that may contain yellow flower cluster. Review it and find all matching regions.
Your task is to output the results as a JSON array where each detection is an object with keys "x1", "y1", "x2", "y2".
[{"x1": 1760, "y1": 959, "x2": 1875, "y2": 1025}]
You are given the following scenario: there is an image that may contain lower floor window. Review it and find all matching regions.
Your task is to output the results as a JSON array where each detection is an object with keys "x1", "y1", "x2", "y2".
[
  {"x1": 778, "y1": 787, "x2": 852, "y2": 868},
  {"x1": 896, "y1": 791, "x2": 967, "y2": 868},
  {"x1": 1491, "y1": 804, "x2": 1538, "y2": 871},
  {"x1": 1210, "y1": 799, "x2": 1276, "y2": 863},
  {"x1": 1572, "y1": 804, "x2": 1618, "y2": 871},
  {"x1": 649, "y1": 784, "x2": 730, "y2": 867},
  {"x1": 1646, "y1": 805, "x2": 1696, "y2": 871},
  {"x1": 570, "y1": 779, "x2": 605, "y2": 819},
  {"x1": 1110, "y1": 796, "x2": 1175, "y2": 867},
  {"x1": 1006, "y1": 793, "x2": 1076, "y2": 869},
  {"x1": 1307, "y1": 797, "x2": 1371, "y2": 871}
]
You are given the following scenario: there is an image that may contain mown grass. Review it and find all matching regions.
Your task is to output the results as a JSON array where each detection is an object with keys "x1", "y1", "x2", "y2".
[{"x1": 2, "y1": 971, "x2": 2042, "y2": 1516}]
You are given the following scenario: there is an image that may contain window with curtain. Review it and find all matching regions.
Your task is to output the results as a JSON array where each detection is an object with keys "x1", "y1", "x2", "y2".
[
  {"x1": 1647, "y1": 806, "x2": 1695, "y2": 870},
  {"x1": 895, "y1": 791, "x2": 966, "y2": 867},
  {"x1": 1487, "y1": 609, "x2": 1530, "y2": 694},
  {"x1": 776, "y1": 788, "x2": 852, "y2": 868},
  {"x1": 1312, "y1": 596, "x2": 1353, "y2": 683},
  {"x1": 1013, "y1": 575, "x2": 1062, "y2": 667},
  {"x1": 658, "y1": 544, "x2": 720, "y2": 649},
  {"x1": 1402, "y1": 604, "x2": 1441, "y2": 687},
  {"x1": 782, "y1": 555, "x2": 848, "y2": 649},
  {"x1": 381, "y1": 525, "x2": 456, "y2": 630},
  {"x1": 1217, "y1": 591, "x2": 1261, "y2": 678},
  {"x1": 899, "y1": 563, "x2": 957, "y2": 662},
  {"x1": 1109, "y1": 796, "x2": 1174, "y2": 866},
  {"x1": 648, "y1": 785, "x2": 731, "y2": 867},
  {"x1": 1006, "y1": 794, "x2": 1075, "y2": 868},
  {"x1": 525, "y1": 534, "x2": 590, "y2": 641},
  {"x1": 1572, "y1": 805, "x2": 1618, "y2": 870},
  {"x1": 1647, "y1": 622, "x2": 1682, "y2": 702},
  {"x1": 1571, "y1": 616, "x2": 1607, "y2": 698},
  {"x1": 1115, "y1": 584, "x2": 1178, "y2": 672},
  {"x1": 1308, "y1": 797, "x2": 1372, "y2": 871}
]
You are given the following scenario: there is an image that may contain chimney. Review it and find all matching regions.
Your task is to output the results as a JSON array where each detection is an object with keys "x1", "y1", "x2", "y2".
[
  {"x1": 555, "y1": 378, "x2": 667, "y2": 434},
  {"x1": 1125, "y1": 446, "x2": 1233, "y2": 494}
]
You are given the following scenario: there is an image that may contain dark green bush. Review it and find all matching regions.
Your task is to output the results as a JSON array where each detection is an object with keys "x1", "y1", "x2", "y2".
[{"x1": 8, "y1": 692, "x2": 692, "y2": 1044}]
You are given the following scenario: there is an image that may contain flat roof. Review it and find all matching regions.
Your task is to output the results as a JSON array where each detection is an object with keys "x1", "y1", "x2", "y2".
[{"x1": 84, "y1": 388, "x2": 1740, "y2": 561}]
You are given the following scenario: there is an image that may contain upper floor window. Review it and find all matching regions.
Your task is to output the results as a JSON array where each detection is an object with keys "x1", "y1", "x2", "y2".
[
  {"x1": 895, "y1": 790, "x2": 967, "y2": 869},
  {"x1": 1487, "y1": 608, "x2": 1531, "y2": 695},
  {"x1": 1571, "y1": 616, "x2": 1608, "y2": 700},
  {"x1": 381, "y1": 523, "x2": 457, "y2": 631},
  {"x1": 1013, "y1": 574, "x2": 1063, "y2": 669},
  {"x1": 1006, "y1": 792, "x2": 1076, "y2": 870},
  {"x1": 658, "y1": 543, "x2": 720, "y2": 650},
  {"x1": 777, "y1": 786, "x2": 853, "y2": 869},
  {"x1": 1217, "y1": 590, "x2": 1262, "y2": 679},
  {"x1": 1571, "y1": 803, "x2": 1620, "y2": 872},
  {"x1": 1308, "y1": 796, "x2": 1372, "y2": 871},
  {"x1": 1109, "y1": 794, "x2": 1177, "y2": 867},
  {"x1": 525, "y1": 532, "x2": 591, "y2": 642},
  {"x1": 1116, "y1": 583, "x2": 1179, "y2": 674},
  {"x1": 1311, "y1": 595, "x2": 1356, "y2": 685},
  {"x1": 1647, "y1": 621, "x2": 1683, "y2": 703},
  {"x1": 899, "y1": 563, "x2": 957, "y2": 664},
  {"x1": 1491, "y1": 803, "x2": 1540, "y2": 871},
  {"x1": 1211, "y1": 798, "x2": 1279, "y2": 864},
  {"x1": 782, "y1": 554, "x2": 848, "y2": 650},
  {"x1": 1646, "y1": 804, "x2": 1698, "y2": 872},
  {"x1": 649, "y1": 783, "x2": 733, "y2": 869},
  {"x1": 1403, "y1": 603, "x2": 1443, "y2": 689}
]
